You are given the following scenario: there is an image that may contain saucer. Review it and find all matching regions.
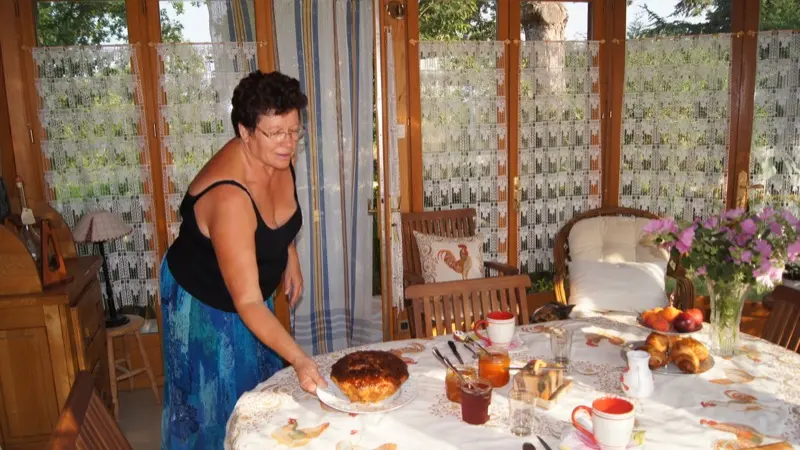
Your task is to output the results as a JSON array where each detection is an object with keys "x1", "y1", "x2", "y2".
[
  {"x1": 457, "y1": 330, "x2": 527, "y2": 353},
  {"x1": 560, "y1": 426, "x2": 645, "y2": 450}
]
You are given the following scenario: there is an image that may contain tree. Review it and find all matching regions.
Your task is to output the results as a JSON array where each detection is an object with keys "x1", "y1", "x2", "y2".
[
  {"x1": 35, "y1": 1, "x2": 187, "y2": 46},
  {"x1": 418, "y1": 0, "x2": 568, "y2": 42},
  {"x1": 630, "y1": 0, "x2": 800, "y2": 37}
]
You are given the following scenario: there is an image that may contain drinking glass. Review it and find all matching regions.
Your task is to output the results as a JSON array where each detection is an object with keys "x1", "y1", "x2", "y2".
[
  {"x1": 508, "y1": 388, "x2": 536, "y2": 437},
  {"x1": 460, "y1": 377, "x2": 493, "y2": 425},
  {"x1": 478, "y1": 346, "x2": 511, "y2": 387},
  {"x1": 445, "y1": 364, "x2": 477, "y2": 403},
  {"x1": 550, "y1": 328, "x2": 573, "y2": 367}
]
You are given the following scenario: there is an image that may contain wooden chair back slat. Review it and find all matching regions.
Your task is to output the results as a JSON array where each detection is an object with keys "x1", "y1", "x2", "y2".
[
  {"x1": 764, "y1": 286, "x2": 800, "y2": 353},
  {"x1": 405, "y1": 275, "x2": 532, "y2": 339},
  {"x1": 48, "y1": 371, "x2": 132, "y2": 450}
]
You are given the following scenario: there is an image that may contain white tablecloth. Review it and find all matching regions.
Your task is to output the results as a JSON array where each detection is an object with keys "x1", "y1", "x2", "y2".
[{"x1": 226, "y1": 315, "x2": 800, "y2": 449}]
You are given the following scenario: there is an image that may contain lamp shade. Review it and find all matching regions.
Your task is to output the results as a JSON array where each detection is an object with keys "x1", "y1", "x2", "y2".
[{"x1": 73, "y1": 211, "x2": 132, "y2": 243}]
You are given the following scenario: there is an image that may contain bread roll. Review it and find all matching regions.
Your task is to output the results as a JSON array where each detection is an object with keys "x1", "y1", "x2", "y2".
[
  {"x1": 330, "y1": 350, "x2": 409, "y2": 403},
  {"x1": 640, "y1": 343, "x2": 668, "y2": 369}
]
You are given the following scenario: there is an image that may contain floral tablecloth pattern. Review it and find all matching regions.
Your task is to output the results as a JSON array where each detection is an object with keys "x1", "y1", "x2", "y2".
[{"x1": 225, "y1": 314, "x2": 800, "y2": 449}]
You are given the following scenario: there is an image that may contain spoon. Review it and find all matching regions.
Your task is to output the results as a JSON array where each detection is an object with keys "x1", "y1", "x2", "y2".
[
  {"x1": 432, "y1": 347, "x2": 470, "y2": 386},
  {"x1": 465, "y1": 335, "x2": 491, "y2": 354}
]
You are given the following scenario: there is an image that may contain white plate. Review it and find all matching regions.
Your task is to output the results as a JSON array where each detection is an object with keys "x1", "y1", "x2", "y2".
[{"x1": 315, "y1": 376, "x2": 418, "y2": 414}]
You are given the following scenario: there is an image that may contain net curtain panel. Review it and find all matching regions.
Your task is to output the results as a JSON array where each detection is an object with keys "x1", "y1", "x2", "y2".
[{"x1": 272, "y1": 0, "x2": 375, "y2": 355}]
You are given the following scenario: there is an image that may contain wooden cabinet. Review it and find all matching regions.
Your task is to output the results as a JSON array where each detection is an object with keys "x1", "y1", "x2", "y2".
[{"x1": 0, "y1": 256, "x2": 110, "y2": 450}]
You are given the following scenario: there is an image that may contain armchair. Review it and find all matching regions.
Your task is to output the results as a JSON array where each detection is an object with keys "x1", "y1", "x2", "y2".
[{"x1": 553, "y1": 207, "x2": 696, "y2": 311}]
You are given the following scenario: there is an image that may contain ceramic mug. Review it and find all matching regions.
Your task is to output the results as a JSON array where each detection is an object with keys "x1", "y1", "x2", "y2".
[
  {"x1": 473, "y1": 311, "x2": 515, "y2": 346},
  {"x1": 571, "y1": 396, "x2": 635, "y2": 450}
]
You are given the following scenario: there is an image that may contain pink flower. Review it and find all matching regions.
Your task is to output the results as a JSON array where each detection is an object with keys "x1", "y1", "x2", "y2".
[
  {"x1": 754, "y1": 239, "x2": 773, "y2": 260},
  {"x1": 758, "y1": 207, "x2": 775, "y2": 220},
  {"x1": 770, "y1": 222, "x2": 783, "y2": 235},
  {"x1": 740, "y1": 219, "x2": 757, "y2": 235},
  {"x1": 734, "y1": 233, "x2": 751, "y2": 247},
  {"x1": 723, "y1": 208, "x2": 745, "y2": 220},
  {"x1": 644, "y1": 218, "x2": 678, "y2": 235},
  {"x1": 741, "y1": 250, "x2": 753, "y2": 263},
  {"x1": 788, "y1": 240, "x2": 800, "y2": 263},
  {"x1": 754, "y1": 260, "x2": 783, "y2": 288},
  {"x1": 703, "y1": 216, "x2": 719, "y2": 229},
  {"x1": 695, "y1": 266, "x2": 707, "y2": 276},
  {"x1": 675, "y1": 227, "x2": 696, "y2": 254},
  {"x1": 782, "y1": 210, "x2": 799, "y2": 226}
]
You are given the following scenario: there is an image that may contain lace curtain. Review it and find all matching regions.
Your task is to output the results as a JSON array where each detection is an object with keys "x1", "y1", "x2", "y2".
[
  {"x1": 518, "y1": 41, "x2": 602, "y2": 273},
  {"x1": 620, "y1": 35, "x2": 732, "y2": 221},
  {"x1": 33, "y1": 45, "x2": 159, "y2": 310},
  {"x1": 156, "y1": 42, "x2": 258, "y2": 244},
  {"x1": 750, "y1": 31, "x2": 800, "y2": 216},
  {"x1": 419, "y1": 41, "x2": 508, "y2": 263}
]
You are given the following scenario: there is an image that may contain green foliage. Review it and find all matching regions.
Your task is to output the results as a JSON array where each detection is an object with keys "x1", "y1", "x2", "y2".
[
  {"x1": 630, "y1": 0, "x2": 800, "y2": 37},
  {"x1": 527, "y1": 271, "x2": 556, "y2": 293},
  {"x1": 418, "y1": 0, "x2": 496, "y2": 41},
  {"x1": 34, "y1": 1, "x2": 187, "y2": 46}
]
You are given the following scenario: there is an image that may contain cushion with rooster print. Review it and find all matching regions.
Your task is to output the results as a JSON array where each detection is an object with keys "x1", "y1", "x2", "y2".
[{"x1": 412, "y1": 231, "x2": 485, "y2": 283}]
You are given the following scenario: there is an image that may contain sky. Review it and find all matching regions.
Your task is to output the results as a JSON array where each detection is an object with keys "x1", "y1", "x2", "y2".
[
  {"x1": 562, "y1": 0, "x2": 707, "y2": 40},
  {"x1": 162, "y1": 1, "x2": 213, "y2": 43}
]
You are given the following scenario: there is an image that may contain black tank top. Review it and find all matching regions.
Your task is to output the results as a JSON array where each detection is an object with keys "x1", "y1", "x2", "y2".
[{"x1": 166, "y1": 165, "x2": 302, "y2": 312}]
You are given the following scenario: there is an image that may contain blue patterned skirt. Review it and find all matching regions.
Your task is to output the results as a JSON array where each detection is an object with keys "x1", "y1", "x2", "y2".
[{"x1": 160, "y1": 259, "x2": 284, "y2": 449}]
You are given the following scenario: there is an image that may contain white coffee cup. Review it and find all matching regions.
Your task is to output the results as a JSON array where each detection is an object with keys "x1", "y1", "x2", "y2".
[
  {"x1": 571, "y1": 396, "x2": 635, "y2": 450},
  {"x1": 473, "y1": 311, "x2": 516, "y2": 346}
]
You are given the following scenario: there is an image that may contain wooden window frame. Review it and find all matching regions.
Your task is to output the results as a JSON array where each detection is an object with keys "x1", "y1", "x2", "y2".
[{"x1": 398, "y1": 0, "x2": 767, "y2": 272}]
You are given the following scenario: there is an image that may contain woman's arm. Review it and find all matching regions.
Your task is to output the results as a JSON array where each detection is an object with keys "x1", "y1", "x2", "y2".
[
  {"x1": 199, "y1": 186, "x2": 326, "y2": 392},
  {"x1": 284, "y1": 242, "x2": 303, "y2": 306}
]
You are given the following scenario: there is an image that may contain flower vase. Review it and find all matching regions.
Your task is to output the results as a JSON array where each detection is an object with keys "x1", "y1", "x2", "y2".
[{"x1": 706, "y1": 279, "x2": 749, "y2": 357}]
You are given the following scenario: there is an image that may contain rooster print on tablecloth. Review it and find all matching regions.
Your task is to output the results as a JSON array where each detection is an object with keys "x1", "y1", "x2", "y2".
[{"x1": 437, "y1": 244, "x2": 473, "y2": 280}]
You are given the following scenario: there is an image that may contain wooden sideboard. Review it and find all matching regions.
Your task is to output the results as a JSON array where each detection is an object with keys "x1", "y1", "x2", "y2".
[{"x1": 0, "y1": 256, "x2": 110, "y2": 450}]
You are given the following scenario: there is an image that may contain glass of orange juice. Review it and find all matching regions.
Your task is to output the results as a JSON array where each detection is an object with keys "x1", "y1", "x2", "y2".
[
  {"x1": 478, "y1": 346, "x2": 510, "y2": 387},
  {"x1": 445, "y1": 364, "x2": 477, "y2": 403}
]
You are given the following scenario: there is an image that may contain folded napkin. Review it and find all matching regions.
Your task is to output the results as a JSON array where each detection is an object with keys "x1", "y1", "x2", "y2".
[{"x1": 558, "y1": 427, "x2": 646, "y2": 450}]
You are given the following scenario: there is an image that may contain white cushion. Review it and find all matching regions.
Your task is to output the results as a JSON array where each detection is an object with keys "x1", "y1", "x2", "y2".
[
  {"x1": 568, "y1": 260, "x2": 669, "y2": 313},
  {"x1": 567, "y1": 216, "x2": 670, "y2": 313},
  {"x1": 568, "y1": 216, "x2": 668, "y2": 263},
  {"x1": 413, "y1": 231, "x2": 485, "y2": 283}
]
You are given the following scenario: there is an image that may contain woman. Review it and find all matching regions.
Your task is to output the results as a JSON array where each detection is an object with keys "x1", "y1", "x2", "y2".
[{"x1": 160, "y1": 71, "x2": 327, "y2": 449}]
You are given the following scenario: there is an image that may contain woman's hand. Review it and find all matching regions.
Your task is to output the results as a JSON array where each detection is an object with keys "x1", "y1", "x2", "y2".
[
  {"x1": 292, "y1": 355, "x2": 327, "y2": 393},
  {"x1": 284, "y1": 245, "x2": 303, "y2": 307}
]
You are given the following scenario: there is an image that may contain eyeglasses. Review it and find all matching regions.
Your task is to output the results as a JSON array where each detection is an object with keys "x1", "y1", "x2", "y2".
[{"x1": 255, "y1": 126, "x2": 306, "y2": 143}]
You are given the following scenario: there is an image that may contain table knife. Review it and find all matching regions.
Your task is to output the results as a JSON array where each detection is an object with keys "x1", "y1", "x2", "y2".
[
  {"x1": 447, "y1": 340, "x2": 465, "y2": 365},
  {"x1": 537, "y1": 435, "x2": 553, "y2": 450}
]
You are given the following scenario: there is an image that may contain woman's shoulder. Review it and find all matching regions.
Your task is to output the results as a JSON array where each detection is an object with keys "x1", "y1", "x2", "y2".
[{"x1": 187, "y1": 142, "x2": 245, "y2": 197}]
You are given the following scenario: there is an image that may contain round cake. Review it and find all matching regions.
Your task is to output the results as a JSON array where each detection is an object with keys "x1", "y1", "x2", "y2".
[{"x1": 330, "y1": 350, "x2": 409, "y2": 404}]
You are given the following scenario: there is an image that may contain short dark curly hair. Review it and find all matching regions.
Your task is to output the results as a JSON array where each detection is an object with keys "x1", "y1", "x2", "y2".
[{"x1": 231, "y1": 71, "x2": 308, "y2": 137}]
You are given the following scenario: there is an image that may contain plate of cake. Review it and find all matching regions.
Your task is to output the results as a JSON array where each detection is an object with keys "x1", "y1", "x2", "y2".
[{"x1": 316, "y1": 350, "x2": 418, "y2": 414}]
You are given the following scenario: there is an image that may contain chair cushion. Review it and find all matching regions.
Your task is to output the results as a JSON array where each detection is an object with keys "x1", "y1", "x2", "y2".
[
  {"x1": 567, "y1": 216, "x2": 670, "y2": 313},
  {"x1": 413, "y1": 231, "x2": 485, "y2": 283},
  {"x1": 568, "y1": 260, "x2": 669, "y2": 313},
  {"x1": 568, "y1": 216, "x2": 668, "y2": 263}
]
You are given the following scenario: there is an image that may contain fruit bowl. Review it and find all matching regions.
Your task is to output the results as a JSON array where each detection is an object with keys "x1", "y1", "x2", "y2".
[
  {"x1": 637, "y1": 306, "x2": 704, "y2": 335},
  {"x1": 635, "y1": 315, "x2": 703, "y2": 336}
]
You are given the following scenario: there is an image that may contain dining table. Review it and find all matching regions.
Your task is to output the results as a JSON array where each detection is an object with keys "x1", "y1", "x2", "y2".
[{"x1": 225, "y1": 313, "x2": 800, "y2": 449}]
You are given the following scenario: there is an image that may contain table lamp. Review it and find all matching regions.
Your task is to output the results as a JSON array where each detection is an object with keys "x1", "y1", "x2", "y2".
[{"x1": 73, "y1": 210, "x2": 133, "y2": 328}]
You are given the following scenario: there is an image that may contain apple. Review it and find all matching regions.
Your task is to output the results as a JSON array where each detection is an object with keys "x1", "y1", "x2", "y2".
[
  {"x1": 686, "y1": 308, "x2": 704, "y2": 324},
  {"x1": 660, "y1": 306, "x2": 682, "y2": 322},
  {"x1": 672, "y1": 312, "x2": 698, "y2": 333}
]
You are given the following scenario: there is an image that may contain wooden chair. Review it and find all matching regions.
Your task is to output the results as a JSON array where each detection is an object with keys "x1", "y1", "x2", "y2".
[
  {"x1": 401, "y1": 209, "x2": 519, "y2": 287},
  {"x1": 762, "y1": 285, "x2": 800, "y2": 352},
  {"x1": 553, "y1": 207, "x2": 696, "y2": 310},
  {"x1": 404, "y1": 274, "x2": 532, "y2": 338},
  {"x1": 48, "y1": 371, "x2": 133, "y2": 450}
]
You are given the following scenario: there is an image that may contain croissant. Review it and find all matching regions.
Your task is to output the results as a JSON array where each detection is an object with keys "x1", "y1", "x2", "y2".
[
  {"x1": 640, "y1": 344, "x2": 668, "y2": 369},
  {"x1": 669, "y1": 338, "x2": 709, "y2": 374},
  {"x1": 645, "y1": 333, "x2": 677, "y2": 353},
  {"x1": 676, "y1": 337, "x2": 709, "y2": 362}
]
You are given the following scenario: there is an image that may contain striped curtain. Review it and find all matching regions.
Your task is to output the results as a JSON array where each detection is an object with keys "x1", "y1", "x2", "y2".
[{"x1": 272, "y1": 0, "x2": 375, "y2": 354}]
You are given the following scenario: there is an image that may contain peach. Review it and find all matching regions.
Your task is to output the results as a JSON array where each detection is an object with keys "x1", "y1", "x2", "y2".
[
  {"x1": 660, "y1": 306, "x2": 682, "y2": 323},
  {"x1": 651, "y1": 317, "x2": 671, "y2": 333}
]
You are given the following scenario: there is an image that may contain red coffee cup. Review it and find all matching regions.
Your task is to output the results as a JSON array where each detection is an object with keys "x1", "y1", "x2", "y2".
[{"x1": 473, "y1": 311, "x2": 515, "y2": 346}]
